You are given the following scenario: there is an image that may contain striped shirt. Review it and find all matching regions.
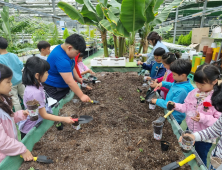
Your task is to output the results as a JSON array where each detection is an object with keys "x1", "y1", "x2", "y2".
[{"x1": 194, "y1": 115, "x2": 222, "y2": 159}]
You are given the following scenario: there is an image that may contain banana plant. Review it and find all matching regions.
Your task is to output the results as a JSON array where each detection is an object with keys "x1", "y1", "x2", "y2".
[{"x1": 58, "y1": 0, "x2": 109, "y2": 57}]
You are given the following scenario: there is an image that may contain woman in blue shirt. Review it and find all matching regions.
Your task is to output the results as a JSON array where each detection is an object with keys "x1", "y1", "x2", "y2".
[{"x1": 138, "y1": 31, "x2": 169, "y2": 64}]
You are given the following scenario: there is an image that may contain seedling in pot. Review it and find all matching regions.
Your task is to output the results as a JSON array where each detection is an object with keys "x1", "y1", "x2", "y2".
[
  {"x1": 26, "y1": 100, "x2": 40, "y2": 121},
  {"x1": 181, "y1": 130, "x2": 194, "y2": 153},
  {"x1": 152, "y1": 121, "x2": 164, "y2": 140},
  {"x1": 140, "y1": 97, "x2": 145, "y2": 103},
  {"x1": 56, "y1": 122, "x2": 63, "y2": 130},
  {"x1": 137, "y1": 88, "x2": 142, "y2": 93}
]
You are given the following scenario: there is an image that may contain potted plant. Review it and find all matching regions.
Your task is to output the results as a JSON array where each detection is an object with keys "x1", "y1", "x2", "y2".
[
  {"x1": 203, "y1": 102, "x2": 212, "y2": 112},
  {"x1": 56, "y1": 122, "x2": 63, "y2": 130},
  {"x1": 26, "y1": 100, "x2": 40, "y2": 121}
]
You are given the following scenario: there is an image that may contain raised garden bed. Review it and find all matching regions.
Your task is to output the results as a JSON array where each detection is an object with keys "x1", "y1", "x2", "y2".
[{"x1": 19, "y1": 72, "x2": 191, "y2": 170}]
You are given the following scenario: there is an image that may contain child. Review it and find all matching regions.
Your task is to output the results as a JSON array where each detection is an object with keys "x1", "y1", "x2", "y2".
[
  {"x1": 179, "y1": 80, "x2": 222, "y2": 170},
  {"x1": 137, "y1": 47, "x2": 166, "y2": 80},
  {"x1": 169, "y1": 64, "x2": 221, "y2": 166},
  {"x1": 76, "y1": 53, "x2": 95, "y2": 76},
  {"x1": 152, "y1": 59, "x2": 194, "y2": 124},
  {"x1": 150, "y1": 52, "x2": 180, "y2": 99},
  {"x1": 75, "y1": 53, "x2": 94, "y2": 90},
  {"x1": 0, "y1": 37, "x2": 25, "y2": 111},
  {"x1": 0, "y1": 64, "x2": 33, "y2": 163},
  {"x1": 36, "y1": 41, "x2": 51, "y2": 60},
  {"x1": 19, "y1": 57, "x2": 74, "y2": 139}
]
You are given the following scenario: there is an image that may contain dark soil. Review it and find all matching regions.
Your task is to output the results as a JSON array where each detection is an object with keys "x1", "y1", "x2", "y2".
[
  {"x1": 26, "y1": 100, "x2": 39, "y2": 110},
  {"x1": 19, "y1": 72, "x2": 191, "y2": 170},
  {"x1": 167, "y1": 102, "x2": 175, "y2": 111},
  {"x1": 183, "y1": 136, "x2": 193, "y2": 142}
]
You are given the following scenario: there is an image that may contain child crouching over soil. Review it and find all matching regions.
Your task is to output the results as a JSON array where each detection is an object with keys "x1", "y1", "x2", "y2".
[
  {"x1": 179, "y1": 79, "x2": 222, "y2": 170},
  {"x1": 169, "y1": 64, "x2": 221, "y2": 166},
  {"x1": 0, "y1": 64, "x2": 33, "y2": 163},
  {"x1": 18, "y1": 57, "x2": 75, "y2": 139},
  {"x1": 151, "y1": 59, "x2": 194, "y2": 125},
  {"x1": 150, "y1": 52, "x2": 180, "y2": 99},
  {"x1": 137, "y1": 47, "x2": 166, "y2": 80},
  {"x1": 75, "y1": 53, "x2": 95, "y2": 90}
]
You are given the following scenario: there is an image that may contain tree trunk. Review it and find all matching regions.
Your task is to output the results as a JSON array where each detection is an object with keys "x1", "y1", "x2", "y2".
[
  {"x1": 142, "y1": 38, "x2": 148, "y2": 53},
  {"x1": 113, "y1": 34, "x2": 118, "y2": 57},
  {"x1": 129, "y1": 45, "x2": 134, "y2": 62},
  {"x1": 118, "y1": 37, "x2": 125, "y2": 57},
  {"x1": 100, "y1": 30, "x2": 108, "y2": 57}
]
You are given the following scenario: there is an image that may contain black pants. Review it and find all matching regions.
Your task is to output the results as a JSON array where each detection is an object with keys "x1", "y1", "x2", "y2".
[{"x1": 21, "y1": 132, "x2": 26, "y2": 140}]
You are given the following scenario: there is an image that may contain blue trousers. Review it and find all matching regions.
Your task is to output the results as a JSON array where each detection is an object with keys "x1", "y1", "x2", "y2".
[{"x1": 195, "y1": 141, "x2": 212, "y2": 166}]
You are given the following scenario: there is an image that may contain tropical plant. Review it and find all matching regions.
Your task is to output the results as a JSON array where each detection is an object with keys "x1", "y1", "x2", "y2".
[
  {"x1": 177, "y1": 31, "x2": 192, "y2": 45},
  {"x1": 57, "y1": 0, "x2": 110, "y2": 57},
  {"x1": 63, "y1": 28, "x2": 70, "y2": 39},
  {"x1": 90, "y1": 29, "x2": 95, "y2": 38}
]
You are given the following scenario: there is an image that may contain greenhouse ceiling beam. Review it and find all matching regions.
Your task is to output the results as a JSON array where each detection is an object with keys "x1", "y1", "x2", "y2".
[
  {"x1": 0, "y1": 1, "x2": 61, "y2": 19},
  {"x1": 200, "y1": 0, "x2": 207, "y2": 28},
  {"x1": 160, "y1": 5, "x2": 222, "y2": 26},
  {"x1": 173, "y1": 8, "x2": 178, "y2": 44}
]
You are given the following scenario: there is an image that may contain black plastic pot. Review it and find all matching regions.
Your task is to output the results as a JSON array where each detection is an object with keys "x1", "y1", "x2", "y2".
[
  {"x1": 140, "y1": 99, "x2": 145, "y2": 103},
  {"x1": 56, "y1": 122, "x2": 63, "y2": 130},
  {"x1": 92, "y1": 80, "x2": 96, "y2": 84},
  {"x1": 161, "y1": 141, "x2": 169, "y2": 151},
  {"x1": 167, "y1": 102, "x2": 175, "y2": 111}
]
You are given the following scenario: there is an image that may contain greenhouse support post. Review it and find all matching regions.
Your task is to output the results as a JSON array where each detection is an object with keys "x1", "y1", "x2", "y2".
[
  {"x1": 52, "y1": 0, "x2": 56, "y2": 24},
  {"x1": 173, "y1": 8, "x2": 178, "y2": 44},
  {"x1": 200, "y1": 0, "x2": 208, "y2": 28}
]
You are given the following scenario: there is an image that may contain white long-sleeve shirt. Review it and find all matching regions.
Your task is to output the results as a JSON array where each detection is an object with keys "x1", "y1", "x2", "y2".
[{"x1": 194, "y1": 115, "x2": 222, "y2": 159}]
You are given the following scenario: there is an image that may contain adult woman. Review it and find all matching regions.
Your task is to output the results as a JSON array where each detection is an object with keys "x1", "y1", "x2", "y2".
[{"x1": 138, "y1": 31, "x2": 169, "y2": 64}]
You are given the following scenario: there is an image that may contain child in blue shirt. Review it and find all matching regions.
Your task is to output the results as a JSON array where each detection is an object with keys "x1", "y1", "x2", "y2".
[
  {"x1": 0, "y1": 37, "x2": 25, "y2": 111},
  {"x1": 137, "y1": 47, "x2": 166, "y2": 80},
  {"x1": 151, "y1": 59, "x2": 194, "y2": 124}
]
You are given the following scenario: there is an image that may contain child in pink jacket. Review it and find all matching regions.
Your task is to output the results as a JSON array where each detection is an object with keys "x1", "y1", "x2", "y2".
[
  {"x1": 0, "y1": 64, "x2": 33, "y2": 163},
  {"x1": 151, "y1": 52, "x2": 180, "y2": 99},
  {"x1": 168, "y1": 64, "x2": 221, "y2": 166}
]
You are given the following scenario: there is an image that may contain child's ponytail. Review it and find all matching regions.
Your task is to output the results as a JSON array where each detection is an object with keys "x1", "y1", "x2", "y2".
[
  {"x1": 162, "y1": 52, "x2": 180, "y2": 65},
  {"x1": 212, "y1": 79, "x2": 222, "y2": 112}
]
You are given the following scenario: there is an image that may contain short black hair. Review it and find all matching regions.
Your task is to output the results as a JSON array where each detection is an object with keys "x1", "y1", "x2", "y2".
[
  {"x1": 194, "y1": 64, "x2": 220, "y2": 84},
  {"x1": 79, "y1": 53, "x2": 84, "y2": 58},
  {"x1": 0, "y1": 37, "x2": 8, "y2": 49},
  {"x1": 37, "y1": 41, "x2": 51, "y2": 52},
  {"x1": 170, "y1": 59, "x2": 191, "y2": 76},
  {"x1": 153, "y1": 47, "x2": 165, "y2": 56},
  {"x1": 22, "y1": 57, "x2": 50, "y2": 89},
  {"x1": 162, "y1": 52, "x2": 180, "y2": 65},
  {"x1": 65, "y1": 34, "x2": 86, "y2": 52}
]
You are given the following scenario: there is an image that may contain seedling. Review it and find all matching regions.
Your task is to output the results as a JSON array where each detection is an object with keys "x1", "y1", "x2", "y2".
[
  {"x1": 139, "y1": 148, "x2": 143, "y2": 152},
  {"x1": 28, "y1": 167, "x2": 35, "y2": 170},
  {"x1": 119, "y1": 97, "x2": 123, "y2": 101},
  {"x1": 56, "y1": 123, "x2": 62, "y2": 127}
]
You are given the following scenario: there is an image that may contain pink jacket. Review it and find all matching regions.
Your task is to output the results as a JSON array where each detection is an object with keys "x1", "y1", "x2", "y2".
[
  {"x1": 175, "y1": 88, "x2": 221, "y2": 133},
  {"x1": 157, "y1": 72, "x2": 174, "y2": 99},
  {"x1": 0, "y1": 109, "x2": 27, "y2": 163}
]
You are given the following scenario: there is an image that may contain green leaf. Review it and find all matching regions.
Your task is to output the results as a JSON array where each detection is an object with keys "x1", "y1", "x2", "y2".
[
  {"x1": 145, "y1": 5, "x2": 155, "y2": 24},
  {"x1": 154, "y1": 0, "x2": 164, "y2": 13},
  {"x1": 153, "y1": 24, "x2": 173, "y2": 35},
  {"x1": 151, "y1": 0, "x2": 184, "y2": 26},
  {"x1": 83, "y1": 0, "x2": 96, "y2": 13},
  {"x1": 139, "y1": 148, "x2": 143, "y2": 152},
  {"x1": 108, "y1": 9, "x2": 119, "y2": 25},
  {"x1": 120, "y1": 0, "x2": 146, "y2": 33},
  {"x1": 99, "y1": 19, "x2": 115, "y2": 34},
  {"x1": 109, "y1": 0, "x2": 121, "y2": 9},
  {"x1": 84, "y1": 17, "x2": 97, "y2": 26},
  {"x1": 145, "y1": 0, "x2": 153, "y2": 10},
  {"x1": 96, "y1": 4, "x2": 104, "y2": 18},
  {"x1": 119, "y1": 97, "x2": 123, "y2": 100},
  {"x1": 109, "y1": 7, "x2": 120, "y2": 15},
  {"x1": 116, "y1": 20, "x2": 130, "y2": 37},
  {"x1": 76, "y1": 0, "x2": 84, "y2": 4},
  {"x1": 98, "y1": 0, "x2": 108, "y2": 6},
  {"x1": 81, "y1": 5, "x2": 100, "y2": 22},
  {"x1": 58, "y1": 2, "x2": 85, "y2": 24}
]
